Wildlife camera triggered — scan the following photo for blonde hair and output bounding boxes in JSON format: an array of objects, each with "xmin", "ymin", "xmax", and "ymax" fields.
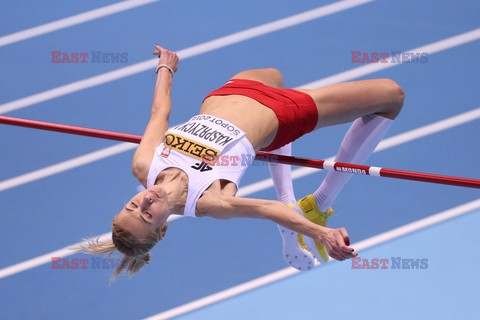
[{"xmin": 78, "ymin": 220, "xmax": 160, "ymax": 281}]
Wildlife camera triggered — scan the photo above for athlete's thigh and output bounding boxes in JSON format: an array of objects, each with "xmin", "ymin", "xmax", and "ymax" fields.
[
  {"xmin": 298, "ymin": 79, "xmax": 402, "ymax": 129},
  {"xmin": 232, "ymin": 68, "xmax": 285, "ymax": 88}
]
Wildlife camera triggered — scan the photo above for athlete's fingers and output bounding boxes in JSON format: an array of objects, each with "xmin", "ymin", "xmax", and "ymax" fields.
[
  {"xmin": 337, "ymin": 227, "xmax": 350, "ymax": 246},
  {"xmin": 334, "ymin": 252, "xmax": 345, "ymax": 261},
  {"xmin": 328, "ymin": 250, "xmax": 341, "ymax": 261},
  {"xmin": 153, "ymin": 44, "xmax": 166, "ymax": 57},
  {"xmin": 154, "ymin": 44, "xmax": 165, "ymax": 51},
  {"xmin": 330, "ymin": 245, "xmax": 345, "ymax": 261}
]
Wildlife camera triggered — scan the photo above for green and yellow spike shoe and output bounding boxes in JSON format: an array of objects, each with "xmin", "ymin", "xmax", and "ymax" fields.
[{"xmin": 296, "ymin": 195, "xmax": 334, "ymax": 262}]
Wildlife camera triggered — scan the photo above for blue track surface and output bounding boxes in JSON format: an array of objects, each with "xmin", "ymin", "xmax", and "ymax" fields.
[
  {"xmin": 0, "ymin": 0, "xmax": 479, "ymax": 319},
  {"xmin": 178, "ymin": 208, "xmax": 480, "ymax": 320}
]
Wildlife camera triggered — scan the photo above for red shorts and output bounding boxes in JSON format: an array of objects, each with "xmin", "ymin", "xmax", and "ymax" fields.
[{"xmin": 203, "ymin": 79, "xmax": 318, "ymax": 151}]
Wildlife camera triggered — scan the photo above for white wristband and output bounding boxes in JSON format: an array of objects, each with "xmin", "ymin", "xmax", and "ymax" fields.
[{"xmin": 155, "ymin": 64, "xmax": 174, "ymax": 77}]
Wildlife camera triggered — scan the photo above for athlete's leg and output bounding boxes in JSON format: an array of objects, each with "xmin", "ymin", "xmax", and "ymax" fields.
[
  {"xmin": 268, "ymin": 143, "xmax": 295, "ymax": 204},
  {"xmin": 267, "ymin": 143, "xmax": 317, "ymax": 269},
  {"xmin": 232, "ymin": 68, "xmax": 285, "ymax": 89},
  {"xmin": 300, "ymin": 78, "xmax": 404, "ymax": 127},
  {"xmin": 299, "ymin": 78, "xmax": 404, "ymax": 211}
]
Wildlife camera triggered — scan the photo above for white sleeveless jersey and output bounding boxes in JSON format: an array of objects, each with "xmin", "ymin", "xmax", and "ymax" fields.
[{"xmin": 146, "ymin": 115, "xmax": 255, "ymax": 217}]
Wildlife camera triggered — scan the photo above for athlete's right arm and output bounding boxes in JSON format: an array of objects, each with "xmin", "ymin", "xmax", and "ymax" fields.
[{"xmin": 132, "ymin": 46, "xmax": 179, "ymax": 186}]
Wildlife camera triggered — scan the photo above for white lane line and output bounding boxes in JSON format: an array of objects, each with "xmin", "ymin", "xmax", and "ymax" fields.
[
  {"xmin": 375, "ymin": 107, "xmax": 480, "ymax": 151},
  {"xmin": 0, "ymin": 0, "xmax": 373, "ymax": 114},
  {"xmin": 302, "ymin": 28, "xmax": 480, "ymax": 89},
  {"xmin": 150, "ymin": 268, "xmax": 298, "ymax": 320},
  {"xmin": 0, "ymin": 215, "xmax": 182, "ymax": 280},
  {"xmin": 0, "ymin": 143, "xmax": 136, "ymax": 191},
  {"xmin": 144, "ymin": 198, "xmax": 480, "ymax": 320},
  {"xmin": 0, "ymin": 0, "xmax": 161, "ymax": 47},
  {"xmin": 1, "ymin": 107, "xmax": 479, "ymax": 279},
  {"xmin": 0, "ymin": 232, "xmax": 111, "ymax": 280}
]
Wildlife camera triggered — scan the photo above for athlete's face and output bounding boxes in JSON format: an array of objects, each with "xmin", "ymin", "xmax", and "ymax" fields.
[{"xmin": 115, "ymin": 186, "xmax": 169, "ymax": 240}]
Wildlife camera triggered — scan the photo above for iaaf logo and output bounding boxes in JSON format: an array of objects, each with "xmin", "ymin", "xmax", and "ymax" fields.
[
  {"xmin": 351, "ymin": 51, "xmax": 428, "ymax": 63},
  {"xmin": 351, "ymin": 257, "xmax": 429, "ymax": 269},
  {"xmin": 51, "ymin": 51, "xmax": 128, "ymax": 63}
]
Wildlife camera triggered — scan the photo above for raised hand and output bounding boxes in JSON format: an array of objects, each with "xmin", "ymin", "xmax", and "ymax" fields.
[{"xmin": 153, "ymin": 44, "xmax": 179, "ymax": 74}]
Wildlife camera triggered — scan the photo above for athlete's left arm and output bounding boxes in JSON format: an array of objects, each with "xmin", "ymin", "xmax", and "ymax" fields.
[
  {"xmin": 199, "ymin": 195, "xmax": 357, "ymax": 261},
  {"xmin": 132, "ymin": 46, "xmax": 179, "ymax": 186}
]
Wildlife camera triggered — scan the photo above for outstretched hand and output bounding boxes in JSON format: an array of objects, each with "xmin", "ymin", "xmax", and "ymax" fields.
[
  {"xmin": 319, "ymin": 227, "xmax": 357, "ymax": 261},
  {"xmin": 289, "ymin": 203, "xmax": 357, "ymax": 262},
  {"xmin": 153, "ymin": 44, "xmax": 179, "ymax": 73}
]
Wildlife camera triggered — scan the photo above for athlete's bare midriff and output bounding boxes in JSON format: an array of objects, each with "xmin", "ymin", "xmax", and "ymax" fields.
[{"xmin": 199, "ymin": 95, "xmax": 279, "ymax": 152}]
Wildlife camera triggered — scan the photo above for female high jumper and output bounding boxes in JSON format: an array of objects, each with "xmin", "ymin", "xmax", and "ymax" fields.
[{"xmin": 80, "ymin": 45, "xmax": 404, "ymax": 278}]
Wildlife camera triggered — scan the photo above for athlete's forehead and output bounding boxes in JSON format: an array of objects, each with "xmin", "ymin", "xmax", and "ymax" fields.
[{"xmin": 116, "ymin": 207, "xmax": 150, "ymax": 239}]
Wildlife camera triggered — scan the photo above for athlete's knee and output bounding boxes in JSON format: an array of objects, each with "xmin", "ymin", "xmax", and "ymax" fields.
[
  {"xmin": 232, "ymin": 68, "xmax": 284, "ymax": 88},
  {"xmin": 382, "ymin": 79, "xmax": 404, "ymax": 119},
  {"xmin": 264, "ymin": 68, "xmax": 285, "ymax": 88}
]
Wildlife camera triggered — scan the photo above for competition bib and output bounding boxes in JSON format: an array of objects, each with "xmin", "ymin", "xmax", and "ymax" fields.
[{"xmin": 163, "ymin": 114, "xmax": 245, "ymax": 162}]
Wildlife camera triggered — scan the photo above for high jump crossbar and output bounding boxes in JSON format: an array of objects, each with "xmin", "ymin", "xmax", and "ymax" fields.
[{"xmin": 1, "ymin": 115, "xmax": 479, "ymax": 189}]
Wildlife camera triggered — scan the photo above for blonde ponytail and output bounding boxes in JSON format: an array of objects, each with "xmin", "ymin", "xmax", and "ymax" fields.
[
  {"xmin": 112, "ymin": 252, "xmax": 151, "ymax": 280},
  {"xmin": 76, "ymin": 219, "xmax": 160, "ymax": 281},
  {"xmin": 77, "ymin": 237, "xmax": 116, "ymax": 256}
]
